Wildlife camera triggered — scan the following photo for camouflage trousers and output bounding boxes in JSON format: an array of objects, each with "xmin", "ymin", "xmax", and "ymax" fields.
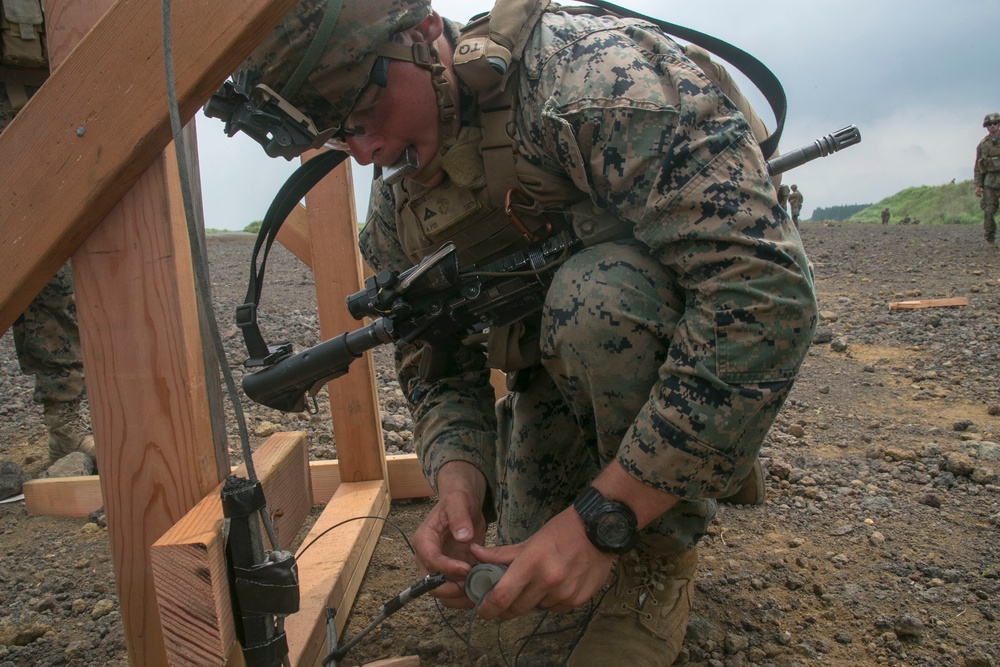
[
  {"xmin": 494, "ymin": 240, "xmax": 715, "ymax": 556},
  {"xmin": 13, "ymin": 264, "xmax": 86, "ymax": 405},
  {"xmin": 981, "ymin": 186, "xmax": 999, "ymax": 243}
]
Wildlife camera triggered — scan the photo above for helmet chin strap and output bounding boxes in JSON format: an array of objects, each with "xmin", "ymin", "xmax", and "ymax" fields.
[{"xmin": 377, "ymin": 40, "xmax": 458, "ymax": 184}]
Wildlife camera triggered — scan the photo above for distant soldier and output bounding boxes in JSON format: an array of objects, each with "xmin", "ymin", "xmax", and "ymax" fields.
[
  {"xmin": 788, "ymin": 184, "xmax": 804, "ymax": 225},
  {"xmin": 881, "ymin": 208, "xmax": 890, "ymax": 225},
  {"xmin": 974, "ymin": 112, "xmax": 1000, "ymax": 246},
  {"xmin": 900, "ymin": 215, "xmax": 912, "ymax": 225},
  {"xmin": 777, "ymin": 184, "xmax": 791, "ymax": 214}
]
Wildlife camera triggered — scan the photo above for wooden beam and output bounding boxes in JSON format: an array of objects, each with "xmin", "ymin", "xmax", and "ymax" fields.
[
  {"xmin": 150, "ymin": 432, "xmax": 311, "ymax": 667},
  {"xmin": 276, "ymin": 204, "xmax": 313, "ymax": 268},
  {"xmin": 22, "ymin": 475, "xmax": 103, "ymax": 518},
  {"xmin": 303, "ymin": 155, "xmax": 388, "ymax": 485},
  {"xmin": 0, "ymin": 0, "xmax": 303, "ymax": 332},
  {"xmin": 363, "ymin": 658, "xmax": 420, "ymax": 667},
  {"xmin": 285, "ymin": 480, "xmax": 390, "ymax": 667},
  {"xmin": 888, "ymin": 297, "xmax": 969, "ymax": 310},
  {"xmin": 310, "ymin": 454, "xmax": 432, "ymax": 504},
  {"xmin": 23, "ymin": 453, "xmax": 434, "ymax": 518}
]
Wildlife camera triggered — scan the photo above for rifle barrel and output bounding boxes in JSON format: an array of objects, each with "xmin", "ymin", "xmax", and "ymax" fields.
[{"xmin": 766, "ymin": 125, "xmax": 861, "ymax": 177}]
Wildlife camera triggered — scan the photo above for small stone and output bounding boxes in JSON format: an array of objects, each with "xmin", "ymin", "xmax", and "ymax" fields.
[
  {"xmin": 0, "ymin": 461, "xmax": 30, "ymax": 500},
  {"xmin": 91, "ymin": 599, "xmax": 116, "ymax": 620},
  {"xmin": 46, "ymin": 452, "xmax": 95, "ymax": 478},
  {"xmin": 253, "ymin": 421, "xmax": 277, "ymax": 437},
  {"xmin": 894, "ymin": 613, "xmax": 924, "ymax": 638},
  {"xmin": 918, "ymin": 493, "xmax": 942, "ymax": 508}
]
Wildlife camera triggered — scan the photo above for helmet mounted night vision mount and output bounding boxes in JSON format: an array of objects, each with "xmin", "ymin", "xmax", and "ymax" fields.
[
  {"xmin": 203, "ymin": 71, "xmax": 333, "ymax": 160},
  {"xmin": 204, "ymin": 55, "xmax": 391, "ymax": 160}
]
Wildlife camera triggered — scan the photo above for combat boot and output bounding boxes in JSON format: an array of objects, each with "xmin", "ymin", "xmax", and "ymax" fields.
[
  {"xmin": 568, "ymin": 548, "xmax": 697, "ymax": 667},
  {"xmin": 43, "ymin": 401, "xmax": 96, "ymax": 464},
  {"xmin": 719, "ymin": 457, "xmax": 766, "ymax": 506}
]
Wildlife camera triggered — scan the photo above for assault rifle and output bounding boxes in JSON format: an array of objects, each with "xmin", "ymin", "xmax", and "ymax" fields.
[
  {"xmin": 242, "ymin": 231, "xmax": 582, "ymax": 412},
  {"xmin": 241, "ymin": 126, "xmax": 861, "ymax": 413}
]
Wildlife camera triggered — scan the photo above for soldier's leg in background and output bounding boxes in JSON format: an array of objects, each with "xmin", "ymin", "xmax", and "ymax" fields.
[
  {"xmin": 12, "ymin": 264, "xmax": 93, "ymax": 463},
  {"xmin": 982, "ymin": 188, "xmax": 999, "ymax": 245}
]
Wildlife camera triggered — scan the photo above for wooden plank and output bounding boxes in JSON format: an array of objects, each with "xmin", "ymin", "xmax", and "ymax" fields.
[
  {"xmin": 363, "ymin": 658, "xmax": 421, "ymax": 667},
  {"xmin": 490, "ymin": 369, "xmax": 509, "ymax": 401},
  {"xmin": 23, "ymin": 475, "xmax": 103, "ymax": 518},
  {"xmin": 276, "ymin": 204, "xmax": 313, "ymax": 268},
  {"xmin": 0, "ymin": 0, "xmax": 303, "ymax": 333},
  {"xmin": 303, "ymin": 155, "xmax": 388, "ymax": 485},
  {"xmin": 888, "ymin": 297, "xmax": 969, "ymax": 311},
  {"xmin": 310, "ymin": 454, "xmax": 432, "ymax": 505},
  {"xmin": 150, "ymin": 432, "xmax": 311, "ymax": 667},
  {"xmin": 22, "ymin": 454, "xmax": 432, "ymax": 518},
  {"xmin": 285, "ymin": 480, "xmax": 390, "ymax": 667},
  {"xmin": 73, "ymin": 133, "xmax": 228, "ymax": 667}
]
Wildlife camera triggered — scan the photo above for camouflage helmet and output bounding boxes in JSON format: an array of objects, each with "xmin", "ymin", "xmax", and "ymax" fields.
[
  {"xmin": 240, "ymin": 0, "xmax": 433, "ymax": 133},
  {"xmin": 985, "ymin": 112, "xmax": 1000, "ymax": 127}
]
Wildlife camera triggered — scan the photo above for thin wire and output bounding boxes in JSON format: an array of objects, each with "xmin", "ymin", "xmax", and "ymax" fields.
[{"xmin": 159, "ymin": 0, "xmax": 279, "ymax": 551}]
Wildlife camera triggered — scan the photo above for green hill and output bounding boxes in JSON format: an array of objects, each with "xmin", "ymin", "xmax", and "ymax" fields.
[{"xmin": 845, "ymin": 180, "xmax": 981, "ymax": 225}]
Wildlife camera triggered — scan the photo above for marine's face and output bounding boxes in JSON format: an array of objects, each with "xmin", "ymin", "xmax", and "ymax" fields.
[
  {"xmin": 342, "ymin": 57, "xmax": 442, "ymax": 184},
  {"xmin": 987, "ymin": 120, "xmax": 1000, "ymax": 138}
]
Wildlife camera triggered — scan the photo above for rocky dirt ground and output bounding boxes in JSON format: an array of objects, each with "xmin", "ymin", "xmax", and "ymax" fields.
[{"xmin": 0, "ymin": 222, "xmax": 998, "ymax": 667}]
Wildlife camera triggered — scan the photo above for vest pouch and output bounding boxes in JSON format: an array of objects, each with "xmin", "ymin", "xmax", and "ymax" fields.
[
  {"xmin": 398, "ymin": 178, "xmax": 555, "ymax": 267},
  {"xmin": 1, "ymin": 0, "xmax": 46, "ymax": 69},
  {"xmin": 453, "ymin": 35, "xmax": 511, "ymax": 91},
  {"xmin": 986, "ymin": 156, "xmax": 1000, "ymax": 172}
]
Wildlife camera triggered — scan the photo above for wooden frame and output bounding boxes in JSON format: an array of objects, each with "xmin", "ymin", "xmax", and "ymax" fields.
[{"xmin": 1, "ymin": 1, "xmax": 430, "ymax": 665}]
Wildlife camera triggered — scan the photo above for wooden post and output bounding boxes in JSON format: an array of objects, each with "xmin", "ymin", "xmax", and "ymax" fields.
[{"xmin": 301, "ymin": 155, "xmax": 388, "ymax": 485}]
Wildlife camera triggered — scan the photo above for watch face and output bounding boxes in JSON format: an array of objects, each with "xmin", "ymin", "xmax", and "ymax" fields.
[{"xmin": 595, "ymin": 511, "xmax": 633, "ymax": 549}]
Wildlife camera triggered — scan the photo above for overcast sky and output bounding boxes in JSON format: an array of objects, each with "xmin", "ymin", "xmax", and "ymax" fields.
[{"xmin": 194, "ymin": 0, "xmax": 998, "ymax": 230}]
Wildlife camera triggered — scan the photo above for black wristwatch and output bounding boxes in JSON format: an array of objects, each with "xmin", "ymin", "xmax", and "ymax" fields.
[{"xmin": 573, "ymin": 487, "xmax": 639, "ymax": 555}]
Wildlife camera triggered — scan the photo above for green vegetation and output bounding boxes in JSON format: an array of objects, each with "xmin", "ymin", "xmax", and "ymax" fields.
[
  {"xmin": 844, "ymin": 180, "xmax": 980, "ymax": 225},
  {"xmin": 809, "ymin": 204, "xmax": 870, "ymax": 222},
  {"xmin": 205, "ymin": 221, "xmax": 262, "ymax": 234}
]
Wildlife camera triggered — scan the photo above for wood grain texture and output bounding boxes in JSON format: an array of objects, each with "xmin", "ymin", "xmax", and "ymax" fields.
[
  {"xmin": 0, "ymin": 0, "xmax": 302, "ymax": 331},
  {"xmin": 151, "ymin": 432, "xmax": 310, "ymax": 667}
]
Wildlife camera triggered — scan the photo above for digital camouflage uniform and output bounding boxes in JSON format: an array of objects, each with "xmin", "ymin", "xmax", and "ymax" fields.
[
  {"xmin": 359, "ymin": 11, "xmax": 817, "ymax": 556},
  {"xmin": 974, "ymin": 130, "xmax": 1000, "ymax": 244},
  {"xmin": 787, "ymin": 186, "xmax": 803, "ymax": 225}
]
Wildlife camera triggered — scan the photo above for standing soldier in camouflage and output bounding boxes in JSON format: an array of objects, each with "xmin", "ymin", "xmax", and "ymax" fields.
[
  {"xmin": 881, "ymin": 207, "xmax": 890, "ymax": 225},
  {"xmin": 1, "ymin": 1, "xmax": 95, "ymax": 465},
  {"xmin": 975, "ymin": 112, "xmax": 1000, "ymax": 246},
  {"xmin": 777, "ymin": 183, "xmax": 791, "ymax": 214},
  {"xmin": 215, "ymin": 1, "xmax": 817, "ymax": 663},
  {"xmin": 788, "ymin": 183, "xmax": 804, "ymax": 225}
]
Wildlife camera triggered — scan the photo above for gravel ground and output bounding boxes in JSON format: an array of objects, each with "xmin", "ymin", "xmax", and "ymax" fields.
[{"xmin": 0, "ymin": 222, "xmax": 998, "ymax": 667}]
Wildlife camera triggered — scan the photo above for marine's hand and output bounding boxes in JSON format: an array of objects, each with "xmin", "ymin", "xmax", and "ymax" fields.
[
  {"xmin": 469, "ymin": 507, "xmax": 613, "ymax": 620},
  {"xmin": 976, "ymin": 185, "xmax": 983, "ymax": 198},
  {"xmin": 412, "ymin": 461, "xmax": 488, "ymax": 608}
]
